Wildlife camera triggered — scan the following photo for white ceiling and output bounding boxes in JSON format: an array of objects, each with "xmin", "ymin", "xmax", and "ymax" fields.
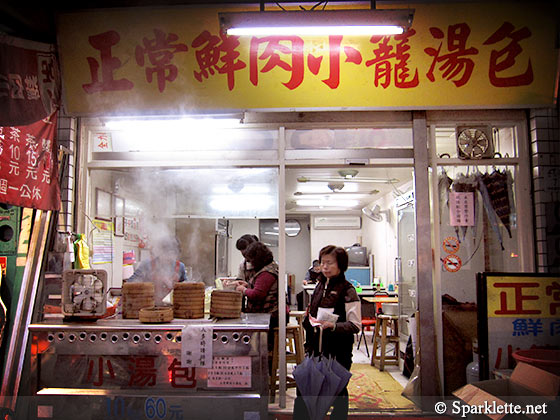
[{"xmin": 285, "ymin": 166, "xmax": 414, "ymax": 213}]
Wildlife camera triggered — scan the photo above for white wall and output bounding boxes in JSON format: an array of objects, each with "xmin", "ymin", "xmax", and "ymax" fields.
[
  {"xmin": 362, "ymin": 193, "xmax": 398, "ymax": 286},
  {"xmin": 309, "ymin": 213, "xmax": 363, "ymax": 263},
  {"xmin": 228, "ymin": 219, "xmax": 259, "ymax": 277}
]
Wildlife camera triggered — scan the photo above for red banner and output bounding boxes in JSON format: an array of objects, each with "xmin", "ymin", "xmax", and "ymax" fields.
[
  {"xmin": 0, "ymin": 34, "xmax": 60, "ymax": 127},
  {"xmin": 0, "ymin": 112, "xmax": 61, "ymax": 211}
]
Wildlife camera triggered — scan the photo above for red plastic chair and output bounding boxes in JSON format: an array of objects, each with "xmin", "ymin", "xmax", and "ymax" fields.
[{"xmin": 356, "ymin": 300, "xmax": 378, "ymax": 358}]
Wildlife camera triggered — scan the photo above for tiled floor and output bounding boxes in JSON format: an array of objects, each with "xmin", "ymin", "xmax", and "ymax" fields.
[{"xmin": 352, "ymin": 329, "xmax": 410, "ymax": 388}]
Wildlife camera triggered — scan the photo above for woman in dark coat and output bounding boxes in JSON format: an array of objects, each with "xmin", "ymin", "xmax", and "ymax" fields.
[
  {"xmin": 235, "ymin": 241, "xmax": 289, "ymax": 355},
  {"xmin": 294, "ymin": 245, "xmax": 362, "ymax": 420}
]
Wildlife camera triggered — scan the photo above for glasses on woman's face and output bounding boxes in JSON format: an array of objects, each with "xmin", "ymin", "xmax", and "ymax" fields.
[{"xmin": 320, "ymin": 258, "xmax": 337, "ymax": 267}]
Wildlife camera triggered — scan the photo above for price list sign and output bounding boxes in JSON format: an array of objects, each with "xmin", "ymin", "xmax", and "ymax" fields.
[
  {"xmin": 0, "ymin": 112, "xmax": 60, "ymax": 210},
  {"xmin": 181, "ymin": 325, "xmax": 213, "ymax": 368},
  {"xmin": 207, "ymin": 356, "xmax": 252, "ymax": 388}
]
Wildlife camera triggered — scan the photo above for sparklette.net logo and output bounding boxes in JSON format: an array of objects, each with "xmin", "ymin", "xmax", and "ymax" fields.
[{"xmin": 433, "ymin": 400, "xmax": 549, "ymax": 417}]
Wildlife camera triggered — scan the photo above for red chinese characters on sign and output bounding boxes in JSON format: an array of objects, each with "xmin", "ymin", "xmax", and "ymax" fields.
[
  {"xmin": 424, "ymin": 23, "xmax": 478, "ymax": 87},
  {"xmin": 79, "ymin": 20, "xmax": 539, "ymax": 95},
  {"xmin": 307, "ymin": 35, "xmax": 362, "ymax": 89},
  {"xmin": 128, "ymin": 356, "xmax": 157, "ymax": 387},
  {"xmin": 366, "ymin": 29, "xmax": 419, "ymax": 89},
  {"xmin": 83, "ymin": 31, "xmax": 134, "ymax": 94},
  {"xmin": 483, "ymin": 22, "xmax": 533, "ymax": 87},
  {"xmin": 493, "ymin": 282, "xmax": 541, "ymax": 315},
  {"xmin": 0, "ymin": 112, "xmax": 60, "ymax": 210},
  {"xmin": 168, "ymin": 358, "xmax": 197, "ymax": 388},
  {"xmin": 250, "ymin": 36, "xmax": 305, "ymax": 90},
  {"xmin": 87, "ymin": 356, "xmax": 116, "ymax": 386},
  {"xmin": 135, "ymin": 29, "xmax": 188, "ymax": 93},
  {"xmin": 545, "ymin": 281, "xmax": 560, "ymax": 315},
  {"xmin": 0, "ymin": 35, "xmax": 61, "ymax": 126},
  {"xmin": 191, "ymin": 30, "xmax": 246, "ymax": 91}
]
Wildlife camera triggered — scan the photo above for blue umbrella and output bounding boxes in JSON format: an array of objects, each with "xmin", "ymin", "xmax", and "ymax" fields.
[
  {"xmin": 293, "ymin": 328, "xmax": 352, "ymax": 420},
  {"xmin": 293, "ymin": 355, "xmax": 325, "ymax": 420}
]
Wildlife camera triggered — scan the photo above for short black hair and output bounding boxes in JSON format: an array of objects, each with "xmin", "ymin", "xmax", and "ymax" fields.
[
  {"xmin": 244, "ymin": 241, "xmax": 273, "ymax": 272},
  {"xmin": 236, "ymin": 234, "xmax": 259, "ymax": 251},
  {"xmin": 312, "ymin": 259, "xmax": 320, "ymax": 267},
  {"xmin": 318, "ymin": 245, "xmax": 348, "ymax": 272}
]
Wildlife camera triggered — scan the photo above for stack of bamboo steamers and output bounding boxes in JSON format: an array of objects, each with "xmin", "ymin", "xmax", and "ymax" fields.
[
  {"xmin": 122, "ymin": 283, "xmax": 155, "ymax": 319},
  {"xmin": 210, "ymin": 290, "xmax": 242, "ymax": 318},
  {"xmin": 122, "ymin": 282, "xmax": 243, "ymax": 321},
  {"xmin": 173, "ymin": 282, "xmax": 205, "ymax": 319}
]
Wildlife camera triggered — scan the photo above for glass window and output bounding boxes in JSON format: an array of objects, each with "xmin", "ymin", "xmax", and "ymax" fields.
[
  {"xmin": 435, "ymin": 126, "xmax": 519, "ymax": 159},
  {"xmin": 286, "ymin": 128, "xmax": 413, "ymax": 150},
  {"xmin": 436, "ymin": 164, "xmax": 521, "ymax": 302}
]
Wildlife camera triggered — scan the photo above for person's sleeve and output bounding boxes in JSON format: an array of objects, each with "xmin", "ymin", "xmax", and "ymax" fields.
[
  {"xmin": 333, "ymin": 286, "xmax": 361, "ymax": 334},
  {"xmin": 244, "ymin": 272, "xmax": 275, "ymax": 300},
  {"xmin": 179, "ymin": 263, "xmax": 187, "ymax": 282},
  {"xmin": 236, "ymin": 261, "xmax": 245, "ymax": 281},
  {"xmin": 304, "ymin": 270, "xmax": 311, "ymax": 281},
  {"xmin": 127, "ymin": 260, "xmax": 149, "ymax": 282}
]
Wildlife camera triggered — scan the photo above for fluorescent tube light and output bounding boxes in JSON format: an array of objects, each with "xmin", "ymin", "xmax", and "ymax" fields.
[
  {"xmin": 296, "ymin": 199, "xmax": 359, "ymax": 207},
  {"xmin": 219, "ymin": 9, "xmax": 414, "ymax": 37}
]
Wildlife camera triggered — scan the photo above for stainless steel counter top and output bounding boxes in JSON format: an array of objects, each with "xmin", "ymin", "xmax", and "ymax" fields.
[{"xmin": 29, "ymin": 313, "xmax": 271, "ymax": 331}]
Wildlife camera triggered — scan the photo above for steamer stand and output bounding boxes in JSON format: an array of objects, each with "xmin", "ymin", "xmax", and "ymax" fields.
[{"xmin": 26, "ymin": 314, "xmax": 270, "ymax": 420}]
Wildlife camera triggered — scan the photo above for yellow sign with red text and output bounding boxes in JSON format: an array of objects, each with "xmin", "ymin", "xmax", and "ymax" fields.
[
  {"xmin": 487, "ymin": 276, "xmax": 560, "ymax": 318},
  {"xmin": 56, "ymin": 2, "xmax": 558, "ymax": 115}
]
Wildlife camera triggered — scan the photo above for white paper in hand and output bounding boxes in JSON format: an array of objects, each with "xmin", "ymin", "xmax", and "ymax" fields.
[{"xmin": 317, "ymin": 307, "xmax": 339, "ymax": 323}]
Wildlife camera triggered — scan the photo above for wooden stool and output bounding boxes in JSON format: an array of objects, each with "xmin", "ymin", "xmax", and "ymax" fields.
[
  {"xmin": 371, "ymin": 314, "xmax": 400, "ymax": 371},
  {"xmin": 290, "ymin": 310, "xmax": 306, "ymax": 347},
  {"xmin": 269, "ymin": 324, "xmax": 304, "ymax": 402}
]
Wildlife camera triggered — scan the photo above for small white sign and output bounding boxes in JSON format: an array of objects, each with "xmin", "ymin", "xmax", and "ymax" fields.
[
  {"xmin": 93, "ymin": 132, "xmax": 112, "ymax": 151},
  {"xmin": 207, "ymin": 356, "xmax": 252, "ymax": 388},
  {"xmin": 449, "ymin": 192, "xmax": 475, "ymax": 226},
  {"xmin": 181, "ymin": 325, "xmax": 213, "ymax": 368}
]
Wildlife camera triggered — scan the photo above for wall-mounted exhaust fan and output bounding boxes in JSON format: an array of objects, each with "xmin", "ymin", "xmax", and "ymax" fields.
[
  {"xmin": 62, "ymin": 269, "xmax": 107, "ymax": 317},
  {"xmin": 362, "ymin": 204, "xmax": 390, "ymax": 222},
  {"xmin": 456, "ymin": 126, "xmax": 494, "ymax": 159}
]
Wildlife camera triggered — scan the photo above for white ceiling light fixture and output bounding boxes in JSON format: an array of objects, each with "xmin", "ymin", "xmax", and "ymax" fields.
[
  {"xmin": 297, "ymin": 176, "xmax": 399, "ymax": 184},
  {"xmin": 294, "ymin": 190, "xmax": 378, "ymax": 197},
  {"xmin": 219, "ymin": 4, "xmax": 414, "ymax": 37},
  {"xmin": 296, "ymin": 199, "xmax": 360, "ymax": 207}
]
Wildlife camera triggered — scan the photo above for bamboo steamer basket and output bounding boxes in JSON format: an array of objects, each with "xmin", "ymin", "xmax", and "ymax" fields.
[
  {"xmin": 139, "ymin": 306, "xmax": 173, "ymax": 323},
  {"xmin": 122, "ymin": 282, "xmax": 155, "ymax": 319},
  {"xmin": 210, "ymin": 290, "xmax": 242, "ymax": 318},
  {"xmin": 173, "ymin": 282, "xmax": 205, "ymax": 319}
]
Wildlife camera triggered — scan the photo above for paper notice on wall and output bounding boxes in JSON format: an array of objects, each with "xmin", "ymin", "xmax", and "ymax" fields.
[
  {"xmin": 92, "ymin": 219, "xmax": 113, "ymax": 263},
  {"xmin": 449, "ymin": 192, "xmax": 475, "ymax": 226},
  {"xmin": 207, "ymin": 356, "xmax": 252, "ymax": 388},
  {"xmin": 181, "ymin": 325, "xmax": 213, "ymax": 368}
]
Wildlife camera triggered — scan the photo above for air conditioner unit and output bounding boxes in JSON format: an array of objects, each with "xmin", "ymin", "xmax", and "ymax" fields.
[{"xmin": 313, "ymin": 215, "xmax": 362, "ymax": 230}]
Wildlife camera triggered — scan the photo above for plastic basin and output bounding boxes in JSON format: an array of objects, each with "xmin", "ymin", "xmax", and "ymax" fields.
[{"xmin": 512, "ymin": 349, "xmax": 560, "ymax": 375}]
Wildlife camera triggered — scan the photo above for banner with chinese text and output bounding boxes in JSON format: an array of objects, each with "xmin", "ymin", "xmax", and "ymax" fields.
[
  {"xmin": 0, "ymin": 112, "xmax": 61, "ymax": 210},
  {"xmin": 477, "ymin": 273, "xmax": 560, "ymax": 379},
  {"xmin": 56, "ymin": 2, "xmax": 558, "ymax": 115},
  {"xmin": 0, "ymin": 34, "xmax": 61, "ymax": 126}
]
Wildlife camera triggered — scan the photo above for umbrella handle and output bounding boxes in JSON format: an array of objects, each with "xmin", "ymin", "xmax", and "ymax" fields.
[{"xmin": 318, "ymin": 326, "xmax": 323, "ymax": 355}]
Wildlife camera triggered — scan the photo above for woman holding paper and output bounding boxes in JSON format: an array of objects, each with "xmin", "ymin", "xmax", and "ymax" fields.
[{"xmin": 295, "ymin": 245, "xmax": 362, "ymax": 420}]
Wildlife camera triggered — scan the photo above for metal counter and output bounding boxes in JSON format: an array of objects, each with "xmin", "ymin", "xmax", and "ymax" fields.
[{"xmin": 25, "ymin": 314, "xmax": 270, "ymax": 420}]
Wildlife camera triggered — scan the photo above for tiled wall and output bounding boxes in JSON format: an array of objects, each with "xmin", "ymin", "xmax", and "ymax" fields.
[
  {"xmin": 530, "ymin": 107, "xmax": 560, "ymax": 272},
  {"xmin": 56, "ymin": 116, "xmax": 77, "ymax": 232}
]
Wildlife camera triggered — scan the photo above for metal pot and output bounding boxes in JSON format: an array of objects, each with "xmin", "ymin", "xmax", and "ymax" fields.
[{"xmin": 381, "ymin": 303, "xmax": 398, "ymax": 315}]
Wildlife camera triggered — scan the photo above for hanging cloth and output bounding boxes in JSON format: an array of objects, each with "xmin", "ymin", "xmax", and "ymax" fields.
[
  {"xmin": 477, "ymin": 174, "xmax": 505, "ymax": 251},
  {"xmin": 438, "ymin": 170, "xmax": 453, "ymax": 220},
  {"xmin": 481, "ymin": 170, "xmax": 513, "ymax": 238}
]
